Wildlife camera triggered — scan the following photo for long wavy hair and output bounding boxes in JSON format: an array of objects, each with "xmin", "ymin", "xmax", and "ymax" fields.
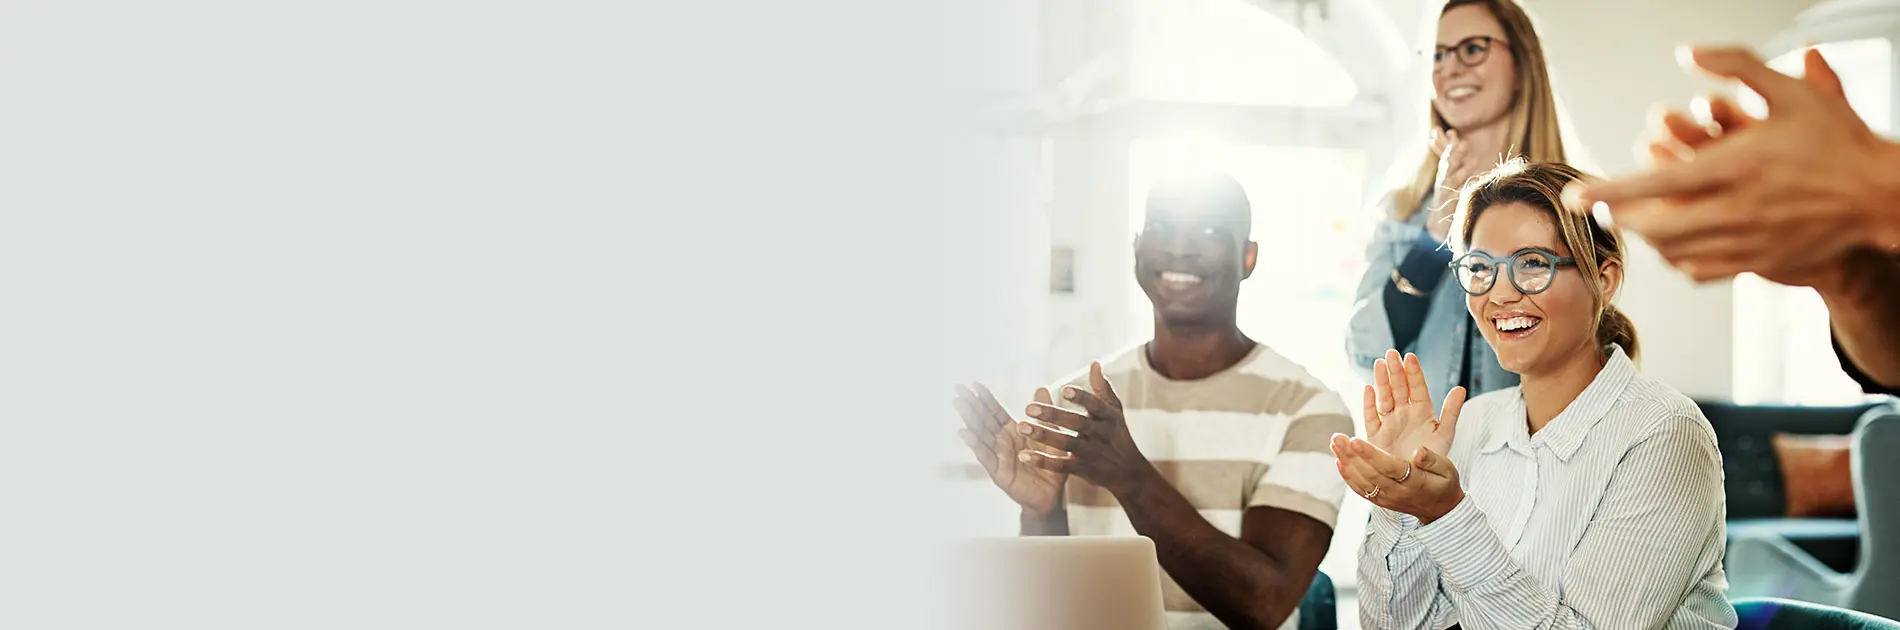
[{"xmin": 1389, "ymin": 0, "xmax": 1572, "ymax": 222}]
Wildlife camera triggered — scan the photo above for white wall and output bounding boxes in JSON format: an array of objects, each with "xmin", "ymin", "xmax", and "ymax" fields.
[{"xmin": 1528, "ymin": 0, "xmax": 1824, "ymax": 399}]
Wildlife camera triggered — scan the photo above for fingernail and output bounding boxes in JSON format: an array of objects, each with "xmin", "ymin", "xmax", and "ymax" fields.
[
  {"xmin": 1064, "ymin": 388, "xmax": 1077, "ymax": 400},
  {"xmin": 1026, "ymin": 406, "xmax": 1040, "ymax": 417},
  {"xmin": 1018, "ymin": 452, "xmax": 1031, "ymax": 463},
  {"xmin": 1018, "ymin": 423, "xmax": 1033, "ymax": 435},
  {"xmin": 1591, "ymin": 201, "xmax": 1615, "ymax": 228},
  {"xmin": 1675, "ymin": 44, "xmax": 1697, "ymax": 71}
]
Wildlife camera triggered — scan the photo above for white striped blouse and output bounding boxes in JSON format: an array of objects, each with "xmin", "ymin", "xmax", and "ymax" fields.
[{"xmin": 1357, "ymin": 345, "xmax": 1736, "ymax": 629}]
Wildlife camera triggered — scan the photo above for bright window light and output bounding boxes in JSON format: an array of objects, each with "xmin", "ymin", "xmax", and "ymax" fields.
[{"xmin": 1128, "ymin": 0, "xmax": 1358, "ymax": 107}]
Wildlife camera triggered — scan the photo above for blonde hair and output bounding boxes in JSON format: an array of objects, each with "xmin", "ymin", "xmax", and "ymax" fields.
[
  {"xmin": 1391, "ymin": 0, "xmax": 1570, "ymax": 222},
  {"xmin": 1452, "ymin": 160, "xmax": 1635, "ymax": 359}
]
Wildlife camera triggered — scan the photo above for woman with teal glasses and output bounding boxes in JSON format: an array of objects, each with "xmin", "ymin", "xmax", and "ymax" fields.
[{"xmin": 1333, "ymin": 161, "xmax": 1733, "ymax": 629}]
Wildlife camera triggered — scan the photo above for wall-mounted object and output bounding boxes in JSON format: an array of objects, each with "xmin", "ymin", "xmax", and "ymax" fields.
[{"xmin": 1050, "ymin": 246, "xmax": 1076, "ymax": 294}]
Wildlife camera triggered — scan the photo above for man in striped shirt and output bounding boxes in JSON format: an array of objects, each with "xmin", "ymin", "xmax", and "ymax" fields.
[{"xmin": 955, "ymin": 173, "xmax": 1354, "ymax": 630}]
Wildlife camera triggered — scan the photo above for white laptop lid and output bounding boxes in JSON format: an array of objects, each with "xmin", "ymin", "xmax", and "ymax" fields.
[{"xmin": 945, "ymin": 536, "xmax": 1168, "ymax": 630}]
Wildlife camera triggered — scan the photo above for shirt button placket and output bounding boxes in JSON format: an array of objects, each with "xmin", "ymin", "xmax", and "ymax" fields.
[{"xmin": 1508, "ymin": 458, "xmax": 1538, "ymax": 549}]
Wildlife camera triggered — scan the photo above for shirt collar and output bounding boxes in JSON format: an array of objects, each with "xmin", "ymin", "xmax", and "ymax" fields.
[
  {"xmin": 1479, "ymin": 393, "xmax": 1529, "ymax": 455},
  {"xmin": 1479, "ymin": 345, "xmax": 1637, "ymax": 462}
]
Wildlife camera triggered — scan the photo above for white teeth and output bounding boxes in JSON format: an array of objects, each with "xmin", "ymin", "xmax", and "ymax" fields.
[
  {"xmin": 1447, "ymin": 86, "xmax": 1478, "ymax": 98},
  {"xmin": 1495, "ymin": 316, "xmax": 1540, "ymax": 332},
  {"xmin": 1160, "ymin": 271, "xmax": 1203, "ymax": 284}
]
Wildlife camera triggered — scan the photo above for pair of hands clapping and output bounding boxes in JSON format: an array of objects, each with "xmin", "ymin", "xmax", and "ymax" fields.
[
  {"xmin": 1572, "ymin": 46, "xmax": 1900, "ymax": 288},
  {"xmin": 953, "ymin": 363, "xmax": 1155, "ymax": 515},
  {"xmin": 1332, "ymin": 350, "xmax": 1468, "ymax": 524}
]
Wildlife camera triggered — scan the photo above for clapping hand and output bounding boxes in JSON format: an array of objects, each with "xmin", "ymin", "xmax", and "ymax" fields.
[
  {"xmin": 1331, "ymin": 350, "xmax": 1468, "ymax": 524},
  {"xmin": 955, "ymin": 383, "xmax": 1066, "ymax": 516},
  {"xmin": 1428, "ymin": 128, "xmax": 1503, "ymax": 240},
  {"xmin": 1010, "ymin": 362, "xmax": 1157, "ymax": 497},
  {"xmin": 1571, "ymin": 46, "xmax": 1900, "ymax": 285}
]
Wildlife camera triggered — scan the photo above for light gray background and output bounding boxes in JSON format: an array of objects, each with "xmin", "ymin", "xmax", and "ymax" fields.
[{"xmin": 0, "ymin": 1, "xmax": 1005, "ymax": 627}]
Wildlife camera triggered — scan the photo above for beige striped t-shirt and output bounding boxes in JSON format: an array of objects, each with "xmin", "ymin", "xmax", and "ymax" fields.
[{"xmin": 1055, "ymin": 342, "xmax": 1353, "ymax": 630}]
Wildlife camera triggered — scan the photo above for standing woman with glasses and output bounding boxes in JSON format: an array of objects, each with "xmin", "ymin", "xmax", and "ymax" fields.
[
  {"xmin": 1347, "ymin": 0, "xmax": 1576, "ymax": 405},
  {"xmin": 1334, "ymin": 161, "xmax": 1733, "ymax": 629}
]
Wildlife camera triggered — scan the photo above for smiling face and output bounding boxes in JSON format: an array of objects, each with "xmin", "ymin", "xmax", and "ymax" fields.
[
  {"xmin": 1133, "ymin": 175, "xmax": 1256, "ymax": 328},
  {"xmin": 1462, "ymin": 201, "xmax": 1617, "ymax": 376},
  {"xmin": 1433, "ymin": 4, "xmax": 1518, "ymax": 132}
]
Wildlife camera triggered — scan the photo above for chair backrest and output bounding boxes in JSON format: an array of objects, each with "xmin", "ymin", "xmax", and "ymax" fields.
[
  {"xmin": 1697, "ymin": 400, "xmax": 1879, "ymax": 519},
  {"xmin": 1848, "ymin": 405, "xmax": 1900, "ymax": 620},
  {"xmin": 1297, "ymin": 570, "xmax": 1336, "ymax": 630}
]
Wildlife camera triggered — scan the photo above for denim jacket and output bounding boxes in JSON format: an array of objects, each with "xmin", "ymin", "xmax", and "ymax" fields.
[{"xmin": 1345, "ymin": 197, "xmax": 1518, "ymax": 405}]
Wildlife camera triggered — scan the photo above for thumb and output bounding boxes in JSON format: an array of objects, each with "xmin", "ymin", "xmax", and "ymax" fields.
[
  {"xmin": 1802, "ymin": 46, "xmax": 1846, "ymax": 100},
  {"xmin": 1413, "ymin": 445, "xmax": 1453, "ymax": 477},
  {"xmin": 1089, "ymin": 361, "xmax": 1122, "ymax": 409},
  {"xmin": 1687, "ymin": 46, "xmax": 1805, "ymax": 109},
  {"xmin": 1438, "ymin": 386, "xmax": 1468, "ymax": 436}
]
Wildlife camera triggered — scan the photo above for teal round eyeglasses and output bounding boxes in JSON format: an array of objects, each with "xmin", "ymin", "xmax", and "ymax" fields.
[{"xmin": 1448, "ymin": 248, "xmax": 1577, "ymax": 295}]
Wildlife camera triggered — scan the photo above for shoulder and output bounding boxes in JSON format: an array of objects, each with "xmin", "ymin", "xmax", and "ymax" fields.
[
  {"xmin": 1608, "ymin": 376, "xmax": 1721, "ymax": 466},
  {"xmin": 1237, "ymin": 344, "xmax": 1327, "ymax": 389},
  {"xmin": 1372, "ymin": 187, "xmax": 1424, "ymax": 219},
  {"xmin": 1240, "ymin": 345, "xmax": 1348, "ymax": 407}
]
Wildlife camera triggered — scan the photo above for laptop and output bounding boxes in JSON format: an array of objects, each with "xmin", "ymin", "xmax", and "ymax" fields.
[{"xmin": 944, "ymin": 536, "xmax": 1169, "ymax": 630}]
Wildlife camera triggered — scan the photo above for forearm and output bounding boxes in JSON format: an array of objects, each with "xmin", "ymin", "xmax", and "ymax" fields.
[
  {"xmin": 1112, "ymin": 467, "xmax": 1304, "ymax": 630},
  {"xmin": 1414, "ymin": 499, "xmax": 1592, "ymax": 629},
  {"xmin": 1018, "ymin": 506, "xmax": 1069, "ymax": 536},
  {"xmin": 1358, "ymin": 510, "xmax": 1452, "ymax": 630},
  {"xmin": 1384, "ymin": 235, "xmax": 1453, "ymax": 352},
  {"xmin": 1820, "ymin": 251, "xmax": 1900, "ymax": 389}
]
